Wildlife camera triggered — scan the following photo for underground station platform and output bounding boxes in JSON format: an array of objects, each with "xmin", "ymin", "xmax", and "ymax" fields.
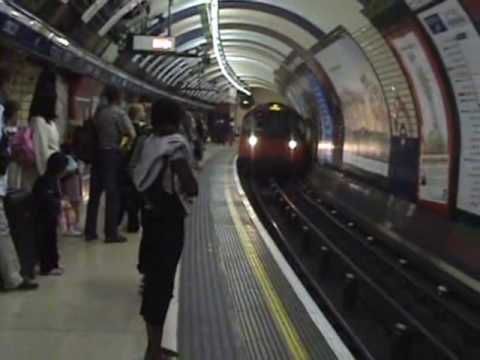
[
  {"xmin": 178, "ymin": 148, "xmax": 352, "ymax": 360},
  {"xmin": 0, "ymin": 147, "xmax": 352, "ymax": 360}
]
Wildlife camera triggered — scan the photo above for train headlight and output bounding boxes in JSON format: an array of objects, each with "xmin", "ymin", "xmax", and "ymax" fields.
[
  {"xmin": 248, "ymin": 134, "xmax": 258, "ymax": 148},
  {"xmin": 288, "ymin": 139, "xmax": 298, "ymax": 150}
]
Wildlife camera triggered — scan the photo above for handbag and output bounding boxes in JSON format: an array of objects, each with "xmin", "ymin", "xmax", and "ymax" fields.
[{"xmin": 11, "ymin": 127, "xmax": 35, "ymax": 168}]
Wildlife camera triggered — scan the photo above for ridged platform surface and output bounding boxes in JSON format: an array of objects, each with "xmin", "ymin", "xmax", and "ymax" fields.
[{"xmin": 178, "ymin": 149, "xmax": 341, "ymax": 360}]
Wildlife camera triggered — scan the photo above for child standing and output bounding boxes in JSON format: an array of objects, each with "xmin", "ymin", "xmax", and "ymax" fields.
[{"xmin": 32, "ymin": 152, "xmax": 68, "ymax": 276}]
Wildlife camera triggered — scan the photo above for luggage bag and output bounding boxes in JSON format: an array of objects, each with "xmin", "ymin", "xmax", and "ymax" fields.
[{"xmin": 4, "ymin": 190, "xmax": 36, "ymax": 279}]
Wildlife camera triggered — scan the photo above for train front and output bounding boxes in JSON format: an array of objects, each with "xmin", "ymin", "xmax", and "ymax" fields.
[{"xmin": 238, "ymin": 103, "xmax": 309, "ymax": 176}]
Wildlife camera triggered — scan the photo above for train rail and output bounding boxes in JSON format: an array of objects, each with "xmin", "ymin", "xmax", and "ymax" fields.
[{"xmin": 242, "ymin": 175, "xmax": 480, "ymax": 360}]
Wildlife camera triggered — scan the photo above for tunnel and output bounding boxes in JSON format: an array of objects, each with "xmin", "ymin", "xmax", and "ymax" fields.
[{"xmin": 0, "ymin": 1, "xmax": 479, "ymax": 360}]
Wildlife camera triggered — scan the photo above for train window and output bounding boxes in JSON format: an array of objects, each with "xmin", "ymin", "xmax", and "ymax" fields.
[
  {"xmin": 242, "ymin": 107, "xmax": 305, "ymax": 139},
  {"xmin": 262, "ymin": 112, "xmax": 290, "ymax": 137}
]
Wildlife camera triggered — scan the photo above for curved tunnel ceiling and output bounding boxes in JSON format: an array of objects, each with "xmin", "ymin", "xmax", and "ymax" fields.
[{"xmin": 75, "ymin": 0, "xmax": 370, "ymax": 104}]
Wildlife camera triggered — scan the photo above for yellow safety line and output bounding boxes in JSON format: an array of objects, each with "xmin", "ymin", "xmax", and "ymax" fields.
[{"xmin": 225, "ymin": 175, "xmax": 310, "ymax": 360}]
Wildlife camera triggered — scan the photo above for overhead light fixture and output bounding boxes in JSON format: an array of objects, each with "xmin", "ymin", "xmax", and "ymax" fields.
[
  {"xmin": 54, "ymin": 36, "xmax": 70, "ymax": 47},
  {"xmin": 209, "ymin": 0, "xmax": 251, "ymax": 96}
]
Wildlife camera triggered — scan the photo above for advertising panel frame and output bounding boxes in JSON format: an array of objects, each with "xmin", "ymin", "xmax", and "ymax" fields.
[
  {"xmin": 316, "ymin": 31, "xmax": 392, "ymax": 179},
  {"xmin": 386, "ymin": 17, "xmax": 456, "ymax": 214},
  {"xmin": 409, "ymin": 0, "xmax": 480, "ymax": 216}
]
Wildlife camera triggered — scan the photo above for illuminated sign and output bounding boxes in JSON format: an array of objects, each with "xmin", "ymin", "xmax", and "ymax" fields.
[{"xmin": 131, "ymin": 35, "xmax": 176, "ymax": 52}]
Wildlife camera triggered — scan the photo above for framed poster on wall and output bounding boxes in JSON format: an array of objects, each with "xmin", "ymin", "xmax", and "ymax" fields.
[
  {"xmin": 411, "ymin": 0, "xmax": 480, "ymax": 216},
  {"xmin": 316, "ymin": 34, "xmax": 391, "ymax": 177},
  {"xmin": 389, "ymin": 25, "xmax": 452, "ymax": 206}
]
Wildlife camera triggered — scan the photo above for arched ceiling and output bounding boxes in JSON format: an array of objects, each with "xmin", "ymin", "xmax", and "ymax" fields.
[{"xmin": 72, "ymin": 0, "xmax": 370, "ymax": 104}]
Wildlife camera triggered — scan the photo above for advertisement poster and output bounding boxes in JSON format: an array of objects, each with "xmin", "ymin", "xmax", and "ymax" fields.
[
  {"xmin": 306, "ymin": 72, "xmax": 335, "ymax": 164},
  {"xmin": 317, "ymin": 35, "xmax": 391, "ymax": 176},
  {"xmin": 391, "ymin": 32, "xmax": 450, "ymax": 204},
  {"xmin": 415, "ymin": 0, "xmax": 480, "ymax": 215}
]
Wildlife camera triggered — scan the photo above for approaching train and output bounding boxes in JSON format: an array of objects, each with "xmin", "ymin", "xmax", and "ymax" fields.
[{"xmin": 238, "ymin": 103, "xmax": 310, "ymax": 176}]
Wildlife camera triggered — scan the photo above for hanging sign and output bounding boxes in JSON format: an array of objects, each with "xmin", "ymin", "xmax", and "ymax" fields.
[{"xmin": 131, "ymin": 35, "xmax": 176, "ymax": 52}]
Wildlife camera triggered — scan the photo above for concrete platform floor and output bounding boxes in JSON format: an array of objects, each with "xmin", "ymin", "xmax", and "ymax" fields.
[
  {"xmin": 0, "ymin": 144, "xmax": 228, "ymax": 360},
  {"xmin": 0, "ymin": 231, "xmax": 164, "ymax": 360}
]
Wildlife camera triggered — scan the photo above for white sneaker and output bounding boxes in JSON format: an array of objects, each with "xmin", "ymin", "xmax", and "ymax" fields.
[
  {"xmin": 42, "ymin": 268, "xmax": 64, "ymax": 276},
  {"xmin": 63, "ymin": 228, "xmax": 83, "ymax": 237}
]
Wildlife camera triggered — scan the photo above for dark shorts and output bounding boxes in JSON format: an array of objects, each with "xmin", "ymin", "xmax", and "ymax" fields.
[{"xmin": 139, "ymin": 209, "xmax": 185, "ymax": 326}]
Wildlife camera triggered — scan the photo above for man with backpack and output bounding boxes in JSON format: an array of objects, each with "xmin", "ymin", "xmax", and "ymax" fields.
[
  {"xmin": 130, "ymin": 98, "xmax": 198, "ymax": 360},
  {"xmin": 85, "ymin": 86, "xmax": 136, "ymax": 243},
  {"xmin": 0, "ymin": 68, "xmax": 38, "ymax": 291}
]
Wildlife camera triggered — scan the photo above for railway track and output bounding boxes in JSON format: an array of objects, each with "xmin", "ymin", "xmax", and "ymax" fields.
[{"xmin": 242, "ymin": 176, "xmax": 480, "ymax": 360}]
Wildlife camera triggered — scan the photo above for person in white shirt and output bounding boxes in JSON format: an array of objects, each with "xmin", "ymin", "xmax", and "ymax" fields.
[
  {"xmin": 31, "ymin": 115, "xmax": 60, "ymax": 176},
  {"xmin": 21, "ymin": 71, "xmax": 60, "ymax": 191}
]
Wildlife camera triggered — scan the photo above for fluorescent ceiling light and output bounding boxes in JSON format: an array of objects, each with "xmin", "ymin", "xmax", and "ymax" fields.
[{"xmin": 210, "ymin": 0, "xmax": 251, "ymax": 96}]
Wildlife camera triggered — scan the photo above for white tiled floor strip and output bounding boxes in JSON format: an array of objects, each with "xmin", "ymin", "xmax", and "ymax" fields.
[{"xmin": 0, "ymin": 231, "xmax": 148, "ymax": 360}]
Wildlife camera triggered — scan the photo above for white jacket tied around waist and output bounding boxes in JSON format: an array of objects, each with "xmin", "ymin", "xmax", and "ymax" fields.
[{"xmin": 130, "ymin": 133, "xmax": 195, "ymax": 213}]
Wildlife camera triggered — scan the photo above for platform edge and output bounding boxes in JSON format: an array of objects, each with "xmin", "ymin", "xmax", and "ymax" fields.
[{"xmin": 232, "ymin": 156, "xmax": 355, "ymax": 360}]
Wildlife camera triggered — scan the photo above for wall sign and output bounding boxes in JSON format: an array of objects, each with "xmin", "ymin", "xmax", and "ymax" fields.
[{"xmin": 412, "ymin": 0, "xmax": 480, "ymax": 215}]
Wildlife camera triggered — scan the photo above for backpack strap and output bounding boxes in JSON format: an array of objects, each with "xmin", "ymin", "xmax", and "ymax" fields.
[{"xmin": 142, "ymin": 155, "xmax": 186, "ymax": 217}]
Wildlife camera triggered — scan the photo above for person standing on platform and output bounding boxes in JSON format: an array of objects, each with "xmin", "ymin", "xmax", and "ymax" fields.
[
  {"xmin": 24, "ymin": 70, "xmax": 61, "ymax": 192},
  {"xmin": 0, "ymin": 68, "xmax": 38, "ymax": 291},
  {"xmin": 130, "ymin": 98, "xmax": 198, "ymax": 360},
  {"xmin": 32, "ymin": 152, "xmax": 68, "ymax": 276},
  {"xmin": 85, "ymin": 87, "xmax": 136, "ymax": 243},
  {"xmin": 118, "ymin": 104, "xmax": 147, "ymax": 233}
]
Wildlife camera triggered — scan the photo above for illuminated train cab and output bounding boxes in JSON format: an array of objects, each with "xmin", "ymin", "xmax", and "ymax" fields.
[{"xmin": 238, "ymin": 103, "xmax": 310, "ymax": 176}]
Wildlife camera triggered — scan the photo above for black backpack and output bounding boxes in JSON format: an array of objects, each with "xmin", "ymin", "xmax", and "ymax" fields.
[{"xmin": 142, "ymin": 157, "xmax": 186, "ymax": 218}]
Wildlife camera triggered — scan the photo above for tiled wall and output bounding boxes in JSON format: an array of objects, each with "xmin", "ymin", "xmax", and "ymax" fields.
[{"xmin": 1, "ymin": 44, "xmax": 42, "ymax": 125}]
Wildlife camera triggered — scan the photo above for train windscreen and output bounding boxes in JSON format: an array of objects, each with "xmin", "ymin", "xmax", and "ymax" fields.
[{"xmin": 243, "ymin": 108, "xmax": 304, "ymax": 139}]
